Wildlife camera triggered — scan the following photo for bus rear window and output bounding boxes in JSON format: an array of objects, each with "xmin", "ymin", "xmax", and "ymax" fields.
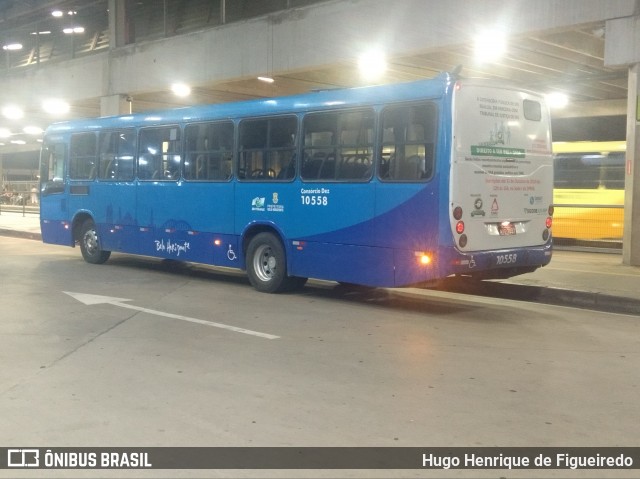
[{"xmin": 523, "ymin": 99, "xmax": 541, "ymax": 121}]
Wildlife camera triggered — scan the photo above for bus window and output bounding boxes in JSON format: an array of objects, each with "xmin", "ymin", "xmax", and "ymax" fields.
[
  {"xmin": 138, "ymin": 126, "xmax": 181, "ymax": 180},
  {"xmin": 40, "ymin": 143, "xmax": 65, "ymax": 195},
  {"xmin": 238, "ymin": 116, "xmax": 297, "ymax": 180},
  {"xmin": 554, "ymin": 152, "xmax": 626, "ymax": 190},
  {"xmin": 69, "ymin": 133, "xmax": 97, "ymax": 180},
  {"xmin": 523, "ymin": 99, "xmax": 542, "ymax": 121},
  {"xmin": 379, "ymin": 103, "xmax": 437, "ymax": 181},
  {"xmin": 601, "ymin": 152, "xmax": 625, "ymax": 189},
  {"xmin": 301, "ymin": 109, "xmax": 374, "ymax": 181},
  {"xmin": 98, "ymin": 130, "xmax": 135, "ymax": 181},
  {"xmin": 184, "ymin": 121, "xmax": 234, "ymax": 181}
]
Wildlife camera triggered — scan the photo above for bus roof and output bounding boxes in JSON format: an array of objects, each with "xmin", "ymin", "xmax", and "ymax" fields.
[{"xmin": 45, "ymin": 73, "xmax": 454, "ymax": 135}]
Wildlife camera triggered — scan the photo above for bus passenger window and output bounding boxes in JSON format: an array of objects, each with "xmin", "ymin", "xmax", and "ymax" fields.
[
  {"xmin": 184, "ymin": 121, "xmax": 234, "ymax": 181},
  {"xmin": 302, "ymin": 109, "xmax": 374, "ymax": 181},
  {"xmin": 98, "ymin": 130, "xmax": 135, "ymax": 181},
  {"xmin": 238, "ymin": 116, "xmax": 297, "ymax": 181},
  {"xmin": 138, "ymin": 126, "xmax": 181, "ymax": 181},
  {"xmin": 379, "ymin": 103, "xmax": 437, "ymax": 182},
  {"xmin": 69, "ymin": 133, "xmax": 97, "ymax": 180}
]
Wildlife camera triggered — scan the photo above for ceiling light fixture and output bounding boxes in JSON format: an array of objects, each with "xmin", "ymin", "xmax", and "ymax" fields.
[
  {"xmin": 23, "ymin": 126, "xmax": 44, "ymax": 135},
  {"xmin": 257, "ymin": 76, "xmax": 275, "ymax": 83},
  {"xmin": 63, "ymin": 26, "xmax": 85, "ymax": 34},
  {"xmin": 2, "ymin": 43, "xmax": 23, "ymax": 51},
  {"xmin": 546, "ymin": 92, "xmax": 569, "ymax": 109},
  {"xmin": 357, "ymin": 49, "xmax": 387, "ymax": 82},
  {"xmin": 474, "ymin": 29, "xmax": 507, "ymax": 64},
  {"xmin": 43, "ymin": 98, "xmax": 71, "ymax": 115},
  {"xmin": 171, "ymin": 82, "xmax": 191, "ymax": 97},
  {"xmin": 2, "ymin": 105, "xmax": 24, "ymax": 120}
]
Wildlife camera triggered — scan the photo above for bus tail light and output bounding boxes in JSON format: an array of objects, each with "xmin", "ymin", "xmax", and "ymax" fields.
[
  {"xmin": 415, "ymin": 252, "xmax": 432, "ymax": 266},
  {"xmin": 545, "ymin": 217, "xmax": 553, "ymax": 228},
  {"xmin": 453, "ymin": 206, "xmax": 463, "ymax": 220},
  {"xmin": 456, "ymin": 221, "xmax": 465, "ymax": 234},
  {"xmin": 459, "ymin": 234, "xmax": 468, "ymax": 248},
  {"xmin": 548, "ymin": 204, "xmax": 554, "ymax": 216}
]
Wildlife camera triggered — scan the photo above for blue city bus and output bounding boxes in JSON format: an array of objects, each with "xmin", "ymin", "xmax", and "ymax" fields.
[{"xmin": 40, "ymin": 72, "xmax": 554, "ymax": 293}]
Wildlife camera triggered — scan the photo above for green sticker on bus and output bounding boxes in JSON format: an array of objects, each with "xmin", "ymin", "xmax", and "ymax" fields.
[{"xmin": 471, "ymin": 145, "xmax": 526, "ymax": 158}]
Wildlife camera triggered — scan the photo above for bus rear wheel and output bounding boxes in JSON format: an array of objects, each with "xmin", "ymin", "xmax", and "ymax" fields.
[
  {"xmin": 79, "ymin": 219, "xmax": 111, "ymax": 264},
  {"xmin": 246, "ymin": 232, "xmax": 305, "ymax": 293}
]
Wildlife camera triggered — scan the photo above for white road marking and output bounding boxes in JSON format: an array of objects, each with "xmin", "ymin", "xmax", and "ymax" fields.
[{"xmin": 63, "ymin": 291, "xmax": 280, "ymax": 340}]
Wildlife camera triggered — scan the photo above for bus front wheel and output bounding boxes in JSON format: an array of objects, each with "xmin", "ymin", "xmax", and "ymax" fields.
[
  {"xmin": 246, "ymin": 232, "xmax": 305, "ymax": 293},
  {"xmin": 79, "ymin": 219, "xmax": 111, "ymax": 264}
]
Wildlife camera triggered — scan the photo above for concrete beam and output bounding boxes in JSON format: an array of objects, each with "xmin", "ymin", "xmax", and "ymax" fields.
[
  {"xmin": 605, "ymin": 15, "xmax": 640, "ymax": 67},
  {"xmin": 0, "ymin": 0, "xmax": 636, "ymax": 104}
]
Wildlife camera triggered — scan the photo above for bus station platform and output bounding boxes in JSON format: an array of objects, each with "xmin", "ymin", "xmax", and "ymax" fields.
[{"xmin": 1, "ymin": 210, "xmax": 639, "ymax": 316}]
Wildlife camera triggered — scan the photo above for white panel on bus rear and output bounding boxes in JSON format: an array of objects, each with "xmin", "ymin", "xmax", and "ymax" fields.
[{"xmin": 450, "ymin": 81, "xmax": 553, "ymax": 252}]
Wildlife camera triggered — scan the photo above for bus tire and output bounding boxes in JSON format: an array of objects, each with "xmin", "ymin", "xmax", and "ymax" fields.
[
  {"xmin": 79, "ymin": 219, "xmax": 111, "ymax": 264},
  {"xmin": 246, "ymin": 232, "xmax": 299, "ymax": 293}
]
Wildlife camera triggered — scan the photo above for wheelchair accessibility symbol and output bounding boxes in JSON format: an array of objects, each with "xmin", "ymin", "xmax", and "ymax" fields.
[{"xmin": 227, "ymin": 245, "xmax": 237, "ymax": 261}]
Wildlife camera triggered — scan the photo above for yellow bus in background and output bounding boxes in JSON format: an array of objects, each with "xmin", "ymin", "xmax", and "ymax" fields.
[{"xmin": 552, "ymin": 141, "xmax": 625, "ymax": 242}]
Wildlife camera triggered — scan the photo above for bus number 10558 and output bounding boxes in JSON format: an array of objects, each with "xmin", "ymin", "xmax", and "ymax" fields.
[{"xmin": 301, "ymin": 195, "xmax": 328, "ymax": 206}]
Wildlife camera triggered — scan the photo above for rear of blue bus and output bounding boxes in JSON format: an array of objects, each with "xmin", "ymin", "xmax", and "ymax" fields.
[{"xmin": 444, "ymin": 80, "xmax": 553, "ymax": 279}]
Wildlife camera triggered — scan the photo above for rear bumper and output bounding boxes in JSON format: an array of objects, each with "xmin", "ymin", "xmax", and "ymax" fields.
[{"xmin": 444, "ymin": 242, "xmax": 552, "ymax": 277}]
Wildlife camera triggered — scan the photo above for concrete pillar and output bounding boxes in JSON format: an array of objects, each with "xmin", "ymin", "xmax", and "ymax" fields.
[
  {"xmin": 623, "ymin": 63, "xmax": 640, "ymax": 265},
  {"xmin": 108, "ymin": 0, "xmax": 131, "ymax": 48},
  {"xmin": 100, "ymin": 94, "xmax": 131, "ymax": 116}
]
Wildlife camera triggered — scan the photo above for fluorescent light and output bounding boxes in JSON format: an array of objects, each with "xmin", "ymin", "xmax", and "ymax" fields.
[
  {"xmin": 171, "ymin": 82, "xmax": 191, "ymax": 97},
  {"xmin": 63, "ymin": 26, "xmax": 85, "ymax": 34},
  {"xmin": 358, "ymin": 49, "xmax": 387, "ymax": 81},
  {"xmin": 52, "ymin": 10, "xmax": 63, "ymax": 17},
  {"xmin": 10, "ymin": 140, "xmax": 26, "ymax": 145},
  {"xmin": 2, "ymin": 43, "xmax": 23, "ymax": 51},
  {"xmin": 474, "ymin": 29, "xmax": 507, "ymax": 64},
  {"xmin": 0, "ymin": 128, "xmax": 11, "ymax": 138},
  {"xmin": 23, "ymin": 126, "xmax": 44, "ymax": 135},
  {"xmin": 2, "ymin": 105, "xmax": 24, "ymax": 119},
  {"xmin": 258, "ymin": 76, "xmax": 275, "ymax": 83},
  {"xmin": 546, "ymin": 92, "xmax": 569, "ymax": 109},
  {"xmin": 43, "ymin": 98, "xmax": 70, "ymax": 115}
]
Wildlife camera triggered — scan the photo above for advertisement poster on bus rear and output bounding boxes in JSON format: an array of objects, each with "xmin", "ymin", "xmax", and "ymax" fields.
[{"xmin": 451, "ymin": 83, "xmax": 553, "ymax": 249}]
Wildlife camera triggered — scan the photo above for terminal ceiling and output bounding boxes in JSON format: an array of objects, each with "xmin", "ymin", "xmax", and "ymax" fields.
[{"xmin": 0, "ymin": 0, "xmax": 629, "ymax": 152}]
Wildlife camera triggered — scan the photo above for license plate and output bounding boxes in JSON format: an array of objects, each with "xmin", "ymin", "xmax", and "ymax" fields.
[
  {"xmin": 495, "ymin": 253, "xmax": 518, "ymax": 266},
  {"xmin": 498, "ymin": 223, "xmax": 516, "ymax": 235}
]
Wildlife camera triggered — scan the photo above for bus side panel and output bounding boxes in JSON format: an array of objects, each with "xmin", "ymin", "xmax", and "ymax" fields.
[
  {"xmin": 374, "ymin": 184, "xmax": 441, "ymax": 286},
  {"xmin": 40, "ymin": 185, "xmax": 74, "ymax": 246},
  {"xmin": 235, "ymin": 181, "xmax": 380, "ymax": 282},
  {"xmin": 77, "ymin": 181, "xmax": 137, "ymax": 253},
  {"xmin": 135, "ymin": 181, "xmax": 235, "ymax": 264},
  {"xmin": 290, "ymin": 241, "xmax": 395, "ymax": 287}
]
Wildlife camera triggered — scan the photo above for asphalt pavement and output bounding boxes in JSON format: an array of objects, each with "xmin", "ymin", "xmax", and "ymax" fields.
[{"xmin": 1, "ymin": 210, "xmax": 638, "ymax": 316}]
